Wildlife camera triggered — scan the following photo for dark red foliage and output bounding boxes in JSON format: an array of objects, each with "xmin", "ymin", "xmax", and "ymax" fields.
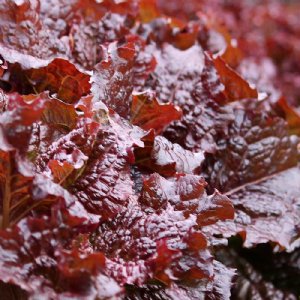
[
  {"xmin": 0, "ymin": 213, "xmax": 122, "ymax": 299},
  {"xmin": 211, "ymin": 55, "xmax": 258, "ymax": 101},
  {"xmin": 204, "ymin": 100, "xmax": 299, "ymax": 192},
  {"xmin": 131, "ymin": 91, "xmax": 182, "ymax": 134},
  {"xmin": 70, "ymin": 112, "xmax": 144, "ymax": 222},
  {"xmin": 135, "ymin": 132, "xmax": 205, "ymax": 177},
  {"xmin": 140, "ymin": 173, "xmax": 234, "ymax": 226},
  {"xmin": 91, "ymin": 38, "xmax": 156, "ymax": 118},
  {"xmin": 145, "ymin": 45, "xmax": 232, "ymax": 153},
  {"xmin": 0, "ymin": 0, "xmax": 299, "ymax": 299},
  {"xmin": 207, "ymin": 166, "xmax": 300, "ymax": 251}
]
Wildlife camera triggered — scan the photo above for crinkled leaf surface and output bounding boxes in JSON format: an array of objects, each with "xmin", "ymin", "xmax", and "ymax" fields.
[
  {"xmin": 135, "ymin": 133, "xmax": 205, "ymax": 177},
  {"xmin": 70, "ymin": 13, "xmax": 134, "ymax": 69},
  {"xmin": 144, "ymin": 44, "xmax": 232, "ymax": 153},
  {"xmin": 91, "ymin": 41, "xmax": 136, "ymax": 117},
  {"xmin": 0, "ymin": 0, "xmax": 70, "ymax": 62},
  {"xmin": 93, "ymin": 200, "xmax": 214, "ymax": 286},
  {"xmin": 0, "ymin": 93, "xmax": 47, "ymax": 153},
  {"xmin": 0, "ymin": 0, "xmax": 299, "ymax": 299},
  {"xmin": 208, "ymin": 166, "xmax": 300, "ymax": 251},
  {"xmin": 204, "ymin": 101, "xmax": 299, "ymax": 192},
  {"xmin": 70, "ymin": 112, "xmax": 144, "ymax": 221},
  {"xmin": 92, "ymin": 39, "xmax": 156, "ymax": 118},
  {"xmin": 125, "ymin": 261, "xmax": 235, "ymax": 300},
  {"xmin": 140, "ymin": 173, "xmax": 234, "ymax": 226},
  {"xmin": 0, "ymin": 214, "xmax": 122, "ymax": 299}
]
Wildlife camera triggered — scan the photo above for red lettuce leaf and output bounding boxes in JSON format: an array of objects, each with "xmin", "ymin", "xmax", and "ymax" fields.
[
  {"xmin": 91, "ymin": 38, "xmax": 156, "ymax": 118},
  {"xmin": 276, "ymin": 97, "xmax": 300, "ymax": 135},
  {"xmin": 131, "ymin": 91, "xmax": 182, "ymax": 134},
  {"xmin": 212, "ymin": 55, "xmax": 258, "ymax": 101},
  {"xmin": 0, "ymin": 213, "xmax": 122, "ymax": 299},
  {"xmin": 0, "ymin": 0, "xmax": 70, "ymax": 63},
  {"xmin": 6, "ymin": 59, "xmax": 91, "ymax": 104},
  {"xmin": 91, "ymin": 41, "xmax": 136, "ymax": 117},
  {"xmin": 207, "ymin": 166, "xmax": 300, "ymax": 251},
  {"xmin": 0, "ymin": 146, "xmax": 94, "ymax": 229},
  {"xmin": 140, "ymin": 173, "xmax": 234, "ymax": 226},
  {"xmin": 0, "ymin": 93, "xmax": 47, "ymax": 153},
  {"xmin": 135, "ymin": 133, "xmax": 205, "ymax": 177},
  {"xmin": 125, "ymin": 261, "xmax": 235, "ymax": 300},
  {"xmin": 204, "ymin": 101, "xmax": 299, "ymax": 192},
  {"xmin": 41, "ymin": 96, "xmax": 78, "ymax": 130},
  {"xmin": 35, "ymin": 118, "xmax": 99, "ymax": 180},
  {"xmin": 144, "ymin": 43, "xmax": 232, "ymax": 153},
  {"xmin": 0, "ymin": 1, "xmax": 299, "ymax": 299},
  {"xmin": 217, "ymin": 247, "xmax": 298, "ymax": 300},
  {"xmin": 92, "ymin": 200, "xmax": 214, "ymax": 286},
  {"xmin": 70, "ymin": 13, "xmax": 134, "ymax": 69},
  {"xmin": 70, "ymin": 112, "xmax": 144, "ymax": 221}
]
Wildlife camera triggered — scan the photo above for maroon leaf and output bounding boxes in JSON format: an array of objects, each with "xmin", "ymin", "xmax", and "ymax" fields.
[
  {"xmin": 93, "ymin": 200, "xmax": 214, "ymax": 286},
  {"xmin": 35, "ymin": 118, "xmax": 100, "ymax": 187},
  {"xmin": 144, "ymin": 43, "xmax": 232, "ymax": 153},
  {"xmin": 218, "ymin": 248, "xmax": 298, "ymax": 300},
  {"xmin": 0, "ymin": 145, "xmax": 93, "ymax": 229},
  {"xmin": 0, "ymin": 1, "xmax": 299, "ymax": 299},
  {"xmin": 135, "ymin": 133, "xmax": 205, "ymax": 177},
  {"xmin": 0, "ymin": 0, "xmax": 139, "ymax": 69},
  {"xmin": 125, "ymin": 260, "xmax": 235, "ymax": 300},
  {"xmin": 91, "ymin": 37, "xmax": 156, "ymax": 118},
  {"xmin": 0, "ymin": 0, "xmax": 70, "ymax": 63},
  {"xmin": 70, "ymin": 112, "xmax": 144, "ymax": 221},
  {"xmin": 70, "ymin": 13, "xmax": 134, "ymax": 69},
  {"xmin": 131, "ymin": 91, "xmax": 182, "ymax": 134},
  {"xmin": 91, "ymin": 41, "xmax": 136, "ymax": 117},
  {"xmin": 0, "ymin": 214, "xmax": 122, "ymax": 299},
  {"xmin": 204, "ymin": 101, "xmax": 299, "ymax": 192},
  {"xmin": 208, "ymin": 166, "xmax": 300, "ymax": 251},
  {"xmin": 140, "ymin": 173, "xmax": 234, "ymax": 226},
  {"xmin": 0, "ymin": 93, "xmax": 51, "ymax": 161},
  {"xmin": 212, "ymin": 55, "xmax": 258, "ymax": 101},
  {"xmin": 8, "ymin": 59, "xmax": 91, "ymax": 104}
]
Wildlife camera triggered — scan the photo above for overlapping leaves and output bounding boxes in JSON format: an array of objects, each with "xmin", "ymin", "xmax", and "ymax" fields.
[{"xmin": 0, "ymin": 0, "xmax": 299, "ymax": 299}]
